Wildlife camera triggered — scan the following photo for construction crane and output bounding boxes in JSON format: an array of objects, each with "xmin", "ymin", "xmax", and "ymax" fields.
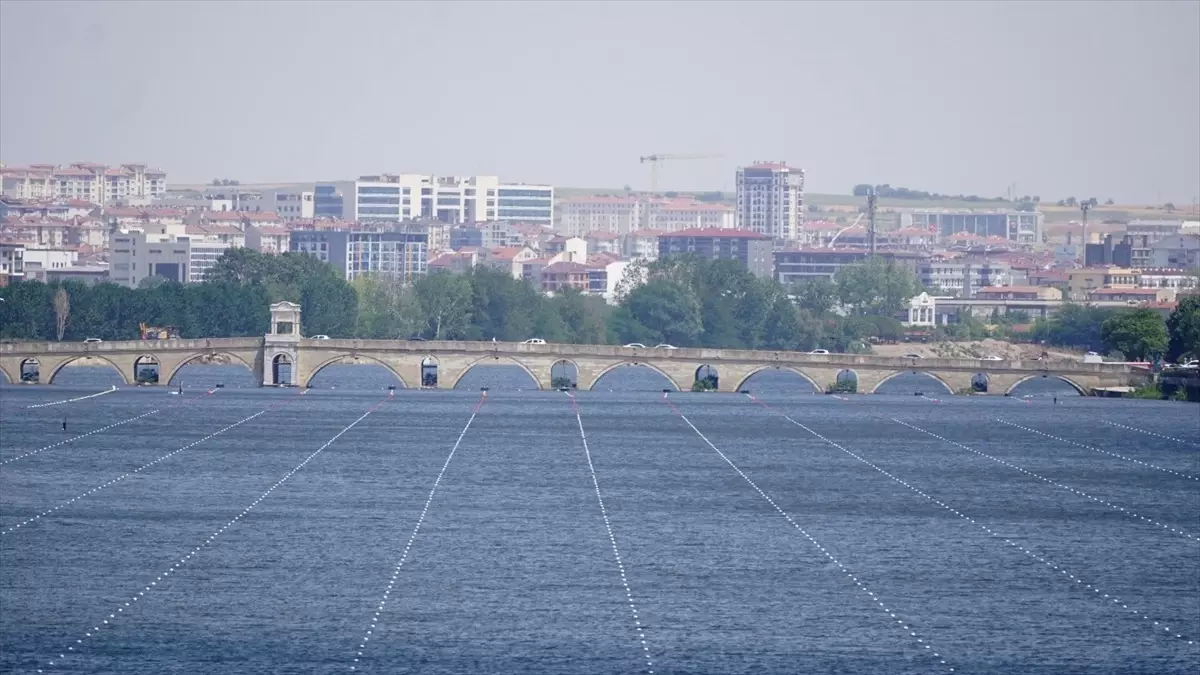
[{"xmin": 638, "ymin": 153, "xmax": 722, "ymax": 192}]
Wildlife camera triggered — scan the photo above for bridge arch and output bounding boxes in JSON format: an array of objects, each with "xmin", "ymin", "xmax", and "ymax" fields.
[
  {"xmin": 47, "ymin": 355, "xmax": 130, "ymax": 385},
  {"xmin": 732, "ymin": 366, "xmax": 821, "ymax": 393},
  {"xmin": 869, "ymin": 370, "xmax": 955, "ymax": 395},
  {"xmin": 1005, "ymin": 373, "xmax": 1087, "ymax": 396},
  {"xmin": 165, "ymin": 351, "xmax": 256, "ymax": 386},
  {"xmin": 586, "ymin": 361, "xmax": 683, "ymax": 391},
  {"xmin": 450, "ymin": 355, "xmax": 542, "ymax": 390},
  {"xmin": 304, "ymin": 353, "xmax": 406, "ymax": 388}
]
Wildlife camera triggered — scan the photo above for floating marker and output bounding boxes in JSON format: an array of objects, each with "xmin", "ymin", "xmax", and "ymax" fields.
[{"xmin": 215, "ymin": 383, "xmax": 225, "ymax": 389}]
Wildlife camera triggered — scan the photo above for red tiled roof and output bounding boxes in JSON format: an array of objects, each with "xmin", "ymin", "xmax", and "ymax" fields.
[
  {"xmin": 660, "ymin": 228, "xmax": 771, "ymax": 239},
  {"xmin": 586, "ymin": 231, "xmax": 620, "ymax": 240},
  {"xmin": 542, "ymin": 261, "xmax": 590, "ymax": 274},
  {"xmin": 976, "ymin": 286, "xmax": 1048, "ymax": 294},
  {"xmin": 488, "ymin": 247, "xmax": 526, "ymax": 260},
  {"xmin": 627, "ymin": 229, "xmax": 664, "ymax": 237}
]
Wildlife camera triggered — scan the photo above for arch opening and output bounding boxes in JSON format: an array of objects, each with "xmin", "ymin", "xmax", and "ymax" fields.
[
  {"xmin": 830, "ymin": 369, "xmax": 858, "ymax": 394},
  {"xmin": 20, "ymin": 358, "xmax": 40, "ymax": 383},
  {"xmin": 168, "ymin": 352, "xmax": 257, "ymax": 389},
  {"xmin": 693, "ymin": 364, "xmax": 719, "ymax": 392},
  {"xmin": 306, "ymin": 354, "xmax": 405, "ymax": 389},
  {"xmin": 589, "ymin": 362, "xmax": 680, "ymax": 392},
  {"xmin": 1007, "ymin": 374, "xmax": 1086, "ymax": 397},
  {"xmin": 452, "ymin": 356, "xmax": 540, "ymax": 390},
  {"xmin": 135, "ymin": 355, "xmax": 160, "ymax": 385},
  {"xmin": 872, "ymin": 371, "xmax": 955, "ymax": 395},
  {"xmin": 421, "ymin": 356, "xmax": 439, "ymax": 388},
  {"xmin": 551, "ymin": 360, "xmax": 578, "ymax": 389},
  {"xmin": 970, "ymin": 372, "xmax": 989, "ymax": 393},
  {"xmin": 734, "ymin": 367, "xmax": 821, "ymax": 394},
  {"xmin": 48, "ymin": 355, "xmax": 126, "ymax": 386},
  {"xmin": 272, "ymin": 354, "xmax": 294, "ymax": 386}
]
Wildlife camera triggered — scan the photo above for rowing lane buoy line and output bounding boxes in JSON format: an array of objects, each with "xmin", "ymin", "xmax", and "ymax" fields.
[
  {"xmin": 38, "ymin": 395, "xmax": 388, "ymax": 673},
  {"xmin": 745, "ymin": 394, "xmax": 1200, "ymax": 649},
  {"xmin": 24, "ymin": 385, "xmax": 118, "ymax": 409},
  {"xmin": 666, "ymin": 393, "xmax": 955, "ymax": 673},
  {"xmin": 351, "ymin": 393, "xmax": 485, "ymax": 671},
  {"xmin": 1100, "ymin": 420, "xmax": 1200, "ymax": 448},
  {"xmin": 570, "ymin": 393, "xmax": 655, "ymax": 674},
  {"xmin": 893, "ymin": 418, "xmax": 1198, "ymax": 542},
  {"xmin": 3, "ymin": 391, "xmax": 307, "ymax": 536},
  {"xmin": 996, "ymin": 418, "xmax": 1199, "ymax": 482},
  {"xmin": 1, "ymin": 390, "xmax": 216, "ymax": 468}
]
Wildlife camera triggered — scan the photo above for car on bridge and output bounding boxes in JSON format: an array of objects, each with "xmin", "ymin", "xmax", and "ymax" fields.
[
  {"xmin": 655, "ymin": 344, "xmax": 677, "ymax": 349},
  {"xmin": 523, "ymin": 338, "xmax": 546, "ymax": 345},
  {"xmin": 83, "ymin": 337, "xmax": 102, "ymax": 344},
  {"xmin": 310, "ymin": 334, "xmax": 330, "ymax": 340},
  {"xmin": 624, "ymin": 343, "xmax": 647, "ymax": 349},
  {"xmin": 809, "ymin": 348, "xmax": 830, "ymax": 355}
]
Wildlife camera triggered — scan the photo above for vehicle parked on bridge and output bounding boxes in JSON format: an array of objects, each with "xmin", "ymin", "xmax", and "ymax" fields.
[
  {"xmin": 655, "ymin": 344, "xmax": 677, "ymax": 349},
  {"xmin": 624, "ymin": 343, "xmax": 647, "ymax": 348},
  {"xmin": 83, "ymin": 337, "xmax": 102, "ymax": 344},
  {"xmin": 310, "ymin": 334, "xmax": 330, "ymax": 340},
  {"xmin": 904, "ymin": 353, "xmax": 922, "ymax": 358},
  {"xmin": 981, "ymin": 355, "xmax": 1003, "ymax": 361},
  {"xmin": 809, "ymin": 349, "xmax": 830, "ymax": 355},
  {"xmin": 523, "ymin": 338, "xmax": 546, "ymax": 345}
]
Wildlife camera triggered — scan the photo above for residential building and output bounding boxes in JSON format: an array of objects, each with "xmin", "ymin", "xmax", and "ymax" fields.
[
  {"xmin": 0, "ymin": 217, "xmax": 73, "ymax": 247},
  {"xmin": 735, "ymin": 162, "xmax": 804, "ymax": 240},
  {"xmin": 557, "ymin": 196, "xmax": 644, "ymax": 236},
  {"xmin": 185, "ymin": 224, "xmax": 246, "ymax": 248},
  {"xmin": 1089, "ymin": 287, "xmax": 1175, "ymax": 303},
  {"xmin": 245, "ymin": 225, "xmax": 292, "ymax": 254},
  {"xmin": 290, "ymin": 228, "xmax": 429, "ymax": 282},
  {"xmin": 267, "ymin": 190, "xmax": 314, "ymax": 221},
  {"xmin": 1150, "ymin": 233, "xmax": 1200, "ymax": 269},
  {"xmin": 544, "ymin": 236, "xmax": 587, "ymax": 262},
  {"xmin": 773, "ymin": 249, "xmax": 927, "ymax": 285},
  {"xmin": 1066, "ymin": 266, "xmax": 1138, "ymax": 300},
  {"xmin": 540, "ymin": 261, "xmax": 590, "ymax": 292},
  {"xmin": 585, "ymin": 260, "xmax": 630, "ymax": 304},
  {"xmin": 21, "ymin": 247, "xmax": 79, "ymax": 277},
  {"xmin": 622, "ymin": 230, "xmax": 661, "ymax": 261},
  {"xmin": 647, "ymin": 199, "xmax": 735, "ymax": 232},
  {"xmin": 497, "ymin": 184, "xmax": 554, "ymax": 225},
  {"xmin": 975, "ymin": 286, "xmax": 1063, "ymax": 301},
  {"xmin": 450, "ymin": 221, "xmax": 521, "ymax": 250},
  {"xmin": 1126, "ymin": 219, "xmax": 1184, "ymax": 268},
  {"xmin": 109, "ymin": 232, "xmax": 231, "ymax": 287},
  {"xmin": 1137, "ymin": 268, "xmax": 1198, "ymax": 292},
  {"xmin": 313, "ymin": 183, "xmax": 349, "ymax": 219},
  {"xmin": 901, "ymin": 209, "xmax": 1042, "ymax": 244},
  {"xmin": 585, "ymin": 231, "xmax": 621, "ymax": 255},
  {"xmin": 918, "ymin": 258, "xmax": 1015, "ymax": 297},
  {"xmin": 658, "ymin": 228, "xmax": 774, "ymax": 279},
  {"xmin": 45, "ymin": 265, "xmax": 108, "ymax": 285},
  {"xmin": 0, "ymin": 243, "xmax": 25, "ymax": 285},
  {"xmin": 1, "ymin": 163, "xmax": 165, "ymax": 203},
  {"xmin": 430, "ymin": 249, "xmax": 481, "ymax": 274}
]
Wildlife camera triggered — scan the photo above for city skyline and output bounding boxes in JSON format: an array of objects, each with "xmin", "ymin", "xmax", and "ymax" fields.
[{"xmin": 1, "ymin": 0, "xmax": 1198, "ymax": 203}]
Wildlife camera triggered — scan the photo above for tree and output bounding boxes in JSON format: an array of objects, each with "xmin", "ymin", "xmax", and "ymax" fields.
[
  {"xmin": 1100, "ymin": 309, "xmax": 1168, "ymax": 361},
  {"xmin": 53, "ymin": 287, "xmax": 70, "ymax": 341},
  {"xmin": 1166, "ymin": 295, "xmax": 1200, "ymax": 362},
  {"xmin": 1065, "ymin": 196, "xmax": 1078, "ymax": 207},
  {"xmin": 834, "ymin": 257, "xmax": 920, "ymax": 316},
  {"xmin": 790, "ymin": 277, "xmax": 837, "ymax": 315},
  {"xmin": 1104, "ymin": 198, "xmax": 1115, "ymax": 205},
  {"xmin": 1165, "ymin": 202, "xmax": 1176, "ymax": 213},
  {"xmin": 624, "ymin": 279, "xmax": 703, "ymax": 346},
  {"xmin": 415, "ymin": 271, "xmax": 473, "ymax": 340}
]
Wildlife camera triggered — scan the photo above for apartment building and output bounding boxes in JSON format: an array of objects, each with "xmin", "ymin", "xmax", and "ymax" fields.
[
  {"xmin": 901, "ymin": 209, "xmax": 1042, "ymax": 244},
  {"xmin": 290, "ymin": 228, "xmax": 429, "ymax": 282},
  {"xmin": 109, "ymin": 231, "xmax": 230, "ymax": 287},
  {"xmin": 245, "ymin": 225, "xmax": 292, "ymax": 254},
  {"xmin": 557, "ymin": 196, "xmax": 644, "ymax": 236},
  {"xmin": 497, "ymin": 184, "xmax": 554, "ymax": 225},
  {"xmin": 918, "ymin": 258, "xmax": 1016, "ymax": 297},
  {"xmin": 450, "ymin": 221, "xmax": 523, "ymax": 250},
  {"xmin": 622, "ymin": 230, "xmax": 661, "ymax": 261},
  {"xmin": 1, "ymin": 163, "xmax": 166, "ymax": 203},
  {"xmin": 1066, "ymin": 266, "xmax": 1138, "ymax": 300},
  {"xmin": 267, "ymin": 190, "xmax": 314, "ymax": 221},
  {"xmin": 735, "ymin": 162, "xmax": 804, "ymax": 240},
  {"xmin": 647, "ymin": 199, "xmax": 735, "ymax": 232},
  {"xmin": 974, "ymin": 286, "xmax": 1063, "ymax": 301},
  {"xmin": 1126, "ymin": 219, "xmax": 1185, "ymax": 268},
  {"xmin": 658, "ymin": 228, "xmax": 774, "ymax": 278},
  {"xmin": 773, "ymin": 249, "xmax": 927, "ymax": 285},
  {"xmin": 0, "ymin": 243, "xmax": 26, "ymax": 285},
  {"xmin": 1150, "ymin": 234, "xmax": 1200, "ymax": 269}
]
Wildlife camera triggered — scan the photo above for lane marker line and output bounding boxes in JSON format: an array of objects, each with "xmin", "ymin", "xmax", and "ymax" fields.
[
  {"xmin": 747, "ymin": 395, "xmax": 1199, "ymax": 648},
  {"xmin": 37, "ymin": 396, "xmax": 387, "ymax": 673},
  {"xmin": 3, "ymin": 392, "xmax": 306, "ymax": 536},
  {"xmin": 664, "ymin": 395, "xmax": 954, "ymax": 672},
  {"xmin": 1101, "ymin": 420, "xmax": 1200, "ymax": 448},
  {"xmin": 24, "ymin": 386, "xmax": 118, "ymax": 409},
  {"xmin": 996, "ymin": 418, "xmax": 1199, "ymax": 482},
  {"xmin": 893, "ymin": 418, "xmax": 1197, "ymax": 541},
  {"xmin": 1, "ymin": 391, "xmax": 215, "ymax": 468},
  {"xmin": 350, "ymin": 393, "xmax": 486, "ymax": 672},
  {"xmin": 570, "ymin": 394, "xmax": 654, "ymax": 674}
]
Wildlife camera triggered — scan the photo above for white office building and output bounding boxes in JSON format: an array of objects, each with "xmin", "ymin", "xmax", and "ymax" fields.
[
  {"xmin": 109, "ymin": 231, "xmax": 230, "ymax": 287},
  {"xmin": 735, "ymin": 162, "xmax": 805, "ymax": 240},
  {"xmin": 347, "ymin": 174, "xmax": 553, "ymax": 225}
]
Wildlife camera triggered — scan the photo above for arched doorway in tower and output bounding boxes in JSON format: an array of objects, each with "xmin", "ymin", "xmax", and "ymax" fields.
[
  {"xmin": 272, "ymin": 354, "xmax": 294, "ymax": 386},
  {"xmin": 421, "ymin": 357, "xmax": 439, "ymax": 388}
]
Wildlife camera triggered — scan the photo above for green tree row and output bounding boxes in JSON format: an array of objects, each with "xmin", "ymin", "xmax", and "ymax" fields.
[{"xmin": 1029, "ymin": 299, "xmax": 1199, "ymax": 363}]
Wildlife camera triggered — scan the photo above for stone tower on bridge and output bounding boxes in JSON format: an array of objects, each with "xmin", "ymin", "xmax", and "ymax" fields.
[{"xmin": 263, "ymin": 301, "xmax": 301, "ymax": 386}]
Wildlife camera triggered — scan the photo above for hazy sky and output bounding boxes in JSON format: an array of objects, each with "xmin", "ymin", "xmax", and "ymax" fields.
[{"xmin": 1, "ymin": 0, "xmax": 1197, "ymax": 202}]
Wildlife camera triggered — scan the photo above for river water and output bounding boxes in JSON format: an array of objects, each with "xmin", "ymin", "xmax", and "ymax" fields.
[{"xmin": 1, "ymin": 365, "xmax": 1197, "ymax": 674}]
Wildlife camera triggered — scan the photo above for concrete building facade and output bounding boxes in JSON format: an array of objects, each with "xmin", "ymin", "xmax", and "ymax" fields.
[
  {"xmin": 735, "ymin": 162, "xmax": 804, "ymax": 240},
  {"xmin": 291, "ymin": 228, "xmax": 429, "ymax": 282},
  {"xmin": 658, "ymin": 228, "xmax": 774, "ymax": 278}
]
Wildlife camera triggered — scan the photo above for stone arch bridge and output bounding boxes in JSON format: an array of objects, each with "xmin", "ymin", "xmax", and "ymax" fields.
[{"xmin": 0, "ymin": 337, "xmax": 1144, "ymax": 395}]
